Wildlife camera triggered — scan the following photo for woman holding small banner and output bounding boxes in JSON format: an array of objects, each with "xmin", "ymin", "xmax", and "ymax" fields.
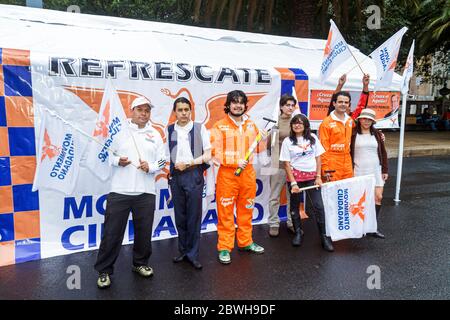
[
  {"xmin": 280, "ymin": 114, "xmax": 334, "ymax": 252},
  {"xmin": 351, "ymin": 109, "xmax": 388, "ymax": 239}
]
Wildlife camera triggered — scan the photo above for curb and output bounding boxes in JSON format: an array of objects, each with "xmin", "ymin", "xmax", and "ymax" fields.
[{"xmin": 387, "ymin": 147, "xmax": 450, "ymax": 159}]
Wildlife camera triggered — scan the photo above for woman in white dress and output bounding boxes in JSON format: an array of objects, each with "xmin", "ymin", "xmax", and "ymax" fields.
[
  {"xmin": 280, "ymin": 114, "xmax": 334, "ymax": 252},
  {"xmin": 351, "ymin": 109, "xmax": 388, "ymax": 238}
]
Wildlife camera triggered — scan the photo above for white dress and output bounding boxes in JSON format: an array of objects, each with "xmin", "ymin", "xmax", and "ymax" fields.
[{"xmin": 353, "ymin": 133, "xmax": 384, "ymax": 187}]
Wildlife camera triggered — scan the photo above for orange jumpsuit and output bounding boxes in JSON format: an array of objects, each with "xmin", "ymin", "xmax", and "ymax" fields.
[
  {"xmin": 319, "ymin": 112, "xmax": 355, "ymax": 181},
  {"xmin": 210, "ymin": 115, "xmax": 262, "ymax": 251},
  {"xmin": 319, "ymin": 92, "xmax": 369, "ymax": 181}
]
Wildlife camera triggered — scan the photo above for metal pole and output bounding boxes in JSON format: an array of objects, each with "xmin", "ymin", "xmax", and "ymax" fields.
[{"xmin": 394, "ymin": 94, "xmax": 408, "ymax": 204}]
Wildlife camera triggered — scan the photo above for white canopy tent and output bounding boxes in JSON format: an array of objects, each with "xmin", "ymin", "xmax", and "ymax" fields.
[
  {"xmin": 0, "ymin": 5, "xmax": 412, "ymax": 266},
  {"xmin": 0, "ymin": 4, "xmax": 402, "ymax": 92},
  {"xmin": 0, "ymin": 4, "xmax": 408, "ymax": 203}
]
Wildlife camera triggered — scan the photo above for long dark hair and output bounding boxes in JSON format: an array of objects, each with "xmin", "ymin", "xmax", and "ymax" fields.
[
  {"xmin": 356, "ymin": 118, "xmax": 376, "ymax": 135},
  {"xmin": 289, "ymin": 114, "xmax": 316, "ymax": 145}
]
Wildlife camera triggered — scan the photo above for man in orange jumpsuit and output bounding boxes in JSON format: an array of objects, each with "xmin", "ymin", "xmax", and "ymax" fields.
[
  {"xmin": 319, "ymin": 91, "xmax": 355, "ymax": 182},
  {"xmin": 210, "ymin": 90, "xmax": 266, "ymax": 265},
  {"xmin": 320, "ymin": 74, "xmax": 371, "ymax": 182}
]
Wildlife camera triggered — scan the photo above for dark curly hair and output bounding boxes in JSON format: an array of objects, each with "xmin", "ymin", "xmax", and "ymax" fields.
[{"xmin": 224, "ymin": 90, "xmax": 248, "ymax": 114}]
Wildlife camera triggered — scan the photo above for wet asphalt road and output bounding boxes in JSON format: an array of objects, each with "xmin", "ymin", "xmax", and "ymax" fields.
[{"xmin": 0, "ymin": 156, "xmax": 449, "ymax": 300}]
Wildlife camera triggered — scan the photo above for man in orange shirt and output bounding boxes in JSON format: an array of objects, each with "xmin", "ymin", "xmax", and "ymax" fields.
[
  {"xmin": 327, "ymin": 73, "xmax": 370, "ymax": 120},
  {"xmin": 210, "ymin": 90, "xmax": 266, "ymax": 265},
  {"xmin": 319, "ymin": 91, "xmax": 354, "ymax": 181}
]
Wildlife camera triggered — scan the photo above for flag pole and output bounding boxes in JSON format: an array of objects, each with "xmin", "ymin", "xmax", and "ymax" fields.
[
  {"xmin": 345, "ymin": 56, "xmax": 369, "ymax": 74},
  {"xmin": 348, "ymin": 47, "xmax": 365, "ymax": 75},
  {"xmin": 394, "ymin": 94, "xmax": 408, "ymax": 204},
  {"xmin": 297, "ymin": 182, "xmax": 332, "ymax": 192},
  {"xmin": 42, "ymin": 108, "xmax": 139, "ymax": 168}
]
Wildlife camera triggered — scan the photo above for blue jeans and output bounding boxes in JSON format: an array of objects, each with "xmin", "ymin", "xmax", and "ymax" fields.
[{"xmin": 425, "ymin": 119, "xmax": 437, "ymax": 131}]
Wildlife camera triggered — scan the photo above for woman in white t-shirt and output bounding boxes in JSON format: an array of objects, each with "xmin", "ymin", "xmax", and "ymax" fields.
[{"xmin": 280, "ymin": 114, "xmax": 334, "ymax": 252}]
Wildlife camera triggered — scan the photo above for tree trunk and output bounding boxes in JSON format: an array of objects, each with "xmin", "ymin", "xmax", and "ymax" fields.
[
  {"xmin": 205, "ymin": 0, "xmax": 217, "ymax": 27},
  {"xmin": 193, "ymin": 0, "xmax": 202, "ymax": 24},
  {"xmin": 342, "ymin": 0, "xmax": 349, "ymax": 31},
  {"xmin": 321, "ymin": 0, "xmax": 328, "ymax": 36},
  {"xmin": 216, "ymin": 0, "xmax": 229, "ymax": 28},
  {"xmin": 234, "ymin": 0, "xmax": 243, "ymax": 30},
  {"xmin": 256, "ymin": 0, "xmax": 265, "ymax": 30},
  {"xmin": 247, "ymin": 0, "xmax": 258, "ymax": 31},
  {"xmin": 356, "ymin": 0, "xmax": 361, "ymax": 32},
  {"xmin": 228, "ymin": 0, "xmax": 237, "ymax": 29},
  {"xmin": 264, "ymin": 0, "xmax": 274, "ymax": 33},
  {"xmin": 332, "ymin": 0, "xmax": 341, "ymax": 26},
  {"xmin": 291, "ymin": 0, "xmax": 317, "ymax": 37}
]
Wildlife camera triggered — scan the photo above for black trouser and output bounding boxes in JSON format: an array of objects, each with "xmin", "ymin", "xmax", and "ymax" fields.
[
  {"xmin": 288, "ymin": 180, "xmax": 326, "ymax": 230},
  {"xmin": 94, "ymin": 192, "xmax": 155, "ymax": 275},
  {"xmin": 169, "ymin": 167, "xmax": 204, "ymax": 262}
]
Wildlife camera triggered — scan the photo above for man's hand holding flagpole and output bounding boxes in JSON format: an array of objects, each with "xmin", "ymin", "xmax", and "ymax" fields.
[{"xmin": 234, "ymin": 117, "xmax": 277, "ymax": 176}]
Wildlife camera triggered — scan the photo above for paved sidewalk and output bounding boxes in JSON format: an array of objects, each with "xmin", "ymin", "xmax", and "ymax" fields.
[
  {"xmin": 384, "ymin": 131, "xmax": 450, "ymax": 158},
  {"xmin": 1, "ymin": 156, "xmax": 449, "ymax": 300}
]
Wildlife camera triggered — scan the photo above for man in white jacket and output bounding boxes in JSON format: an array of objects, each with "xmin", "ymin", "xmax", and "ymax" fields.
[{"xmin": 95, "ymin": 96, "xmax": 166, "ymax": 289}]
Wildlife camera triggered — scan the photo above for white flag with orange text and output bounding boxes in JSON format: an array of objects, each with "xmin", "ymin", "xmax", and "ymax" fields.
[
  {"xmin": 321, "ymin": 175, "xmax": 377, "ymax": 241},
  {"xmin": 83, "ymin": 80, "xmax": 130, "ymax": 181}
]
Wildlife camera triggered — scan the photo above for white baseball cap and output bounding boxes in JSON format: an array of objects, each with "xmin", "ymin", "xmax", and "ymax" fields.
[{"xmin": 131, "ymin": 96, "xmax": 154, "ymax": 110}]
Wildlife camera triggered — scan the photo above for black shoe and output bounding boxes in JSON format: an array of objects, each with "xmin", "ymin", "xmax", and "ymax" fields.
[
  {"xmin": 173, "ymin": 254, "xmax": 186, "ymax": 263},
  {"xmin": 369, "ymin": 231, "xmax": 385, "ymax": 239},
  {"xmin": 321, "ymin": 235, "xmax": 334, "ymax": 252},
  {"xmin": 292, "ymin": 231, "xmax": 303, "ymax": 246},
  {"xmin": 291, "ymin": 213, "xmax": 303, "ymax": 247},
  {"xmin": 189, "ymin": 259, "xmax": 203, "ymax": 270}
]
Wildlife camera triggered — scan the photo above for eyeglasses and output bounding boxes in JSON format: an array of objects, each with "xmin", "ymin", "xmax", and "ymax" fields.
[{"xmin": 292, "ymin": 121, "xmax": 304, "ymax": 125}]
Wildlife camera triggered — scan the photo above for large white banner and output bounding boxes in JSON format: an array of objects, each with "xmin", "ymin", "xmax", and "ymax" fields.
[{"xmin": 29, "ymin": 50, "xmax": 304, "ymax": 259}]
